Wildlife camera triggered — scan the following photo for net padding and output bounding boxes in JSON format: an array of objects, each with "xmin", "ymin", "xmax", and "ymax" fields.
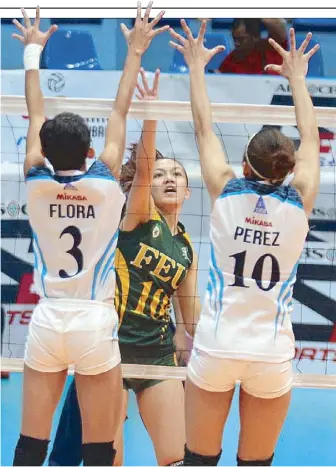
[
  {"xmin": 2, "ymin": 95, "xmax": 336, "ymax": 126},
  {"xmin": 1, "ymin": 96, "xmax": 336, "ymax": 390}
]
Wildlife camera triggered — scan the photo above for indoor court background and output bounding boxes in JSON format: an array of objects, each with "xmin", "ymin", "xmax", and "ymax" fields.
[{"xmin": 1, "ymin": 13, "xmax": 336, "ymax": 466}]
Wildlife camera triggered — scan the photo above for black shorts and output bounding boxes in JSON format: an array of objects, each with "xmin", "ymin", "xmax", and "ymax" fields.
[{"xmin": 122, "ymin": 351, "xmax": 178, "ymax": 394}]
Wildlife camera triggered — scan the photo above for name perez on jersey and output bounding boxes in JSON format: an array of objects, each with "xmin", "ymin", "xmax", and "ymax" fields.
[{"xmin": 234, "ymin": 225, "xmax": 280, "ymax": 246}]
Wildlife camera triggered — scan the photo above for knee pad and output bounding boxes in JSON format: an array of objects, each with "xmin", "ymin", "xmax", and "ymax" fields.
[
  {"xmin": 184, "ymin": 445, "xmax": 222, "ymax": 466},
  {"xmin": 82, "ymin": 441, "xmax": 116, "ymax": 466},
  {"xmin": 237, "ymin": 454, "xmax": 274, "ymax": 466},
  {"xmin": 166, "ymin": 460, "xmax": 184, "ymax": 466},
  {"xmin": 13, "ymin": 434, "xmax": 49, "ymax": 466}
]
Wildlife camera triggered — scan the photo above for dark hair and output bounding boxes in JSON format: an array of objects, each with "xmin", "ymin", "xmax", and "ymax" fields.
[
  {"xmin": 233, "ymin": 18, "xmax": 262, "ymax": 38},
  {"xmin": 244, "ymin": 127, "xmax": 295, "ymax": 182},
  {"xmin": 120, "ymin": 143, "xmax": 188, "ymax": 194},
  {"xmin": 40, "ymin": 112, "xmax": 90, "ymax": 171}
]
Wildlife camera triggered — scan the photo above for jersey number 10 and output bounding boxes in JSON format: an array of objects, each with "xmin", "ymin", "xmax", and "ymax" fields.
[{"xmin": 229, "ymin": 250, "xmax": 280, "ymax": 291}]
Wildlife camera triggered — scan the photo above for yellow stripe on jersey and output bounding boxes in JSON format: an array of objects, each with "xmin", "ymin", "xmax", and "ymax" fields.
[
  {"xmin": 115, "ymin": 285, "xmax": 120, "ymax": 324},
  {"xmin": 150, "ymin": 208, "xmax": 162, "ymax": 222},
  {"xmin": 115, "ymin": 249, "xmax": 130, "ymax": 327},
  {"xmin": 183, "ymin": 231, "xmax": 192, "ymax": 245}
]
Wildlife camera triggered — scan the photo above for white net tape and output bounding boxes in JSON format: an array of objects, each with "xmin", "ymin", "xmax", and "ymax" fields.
[
  {"xmin": 1, "ymin": 97, "xmax": 335, "ymax": 389},
  {"xmin": 2, "ymin": 96, "xmax": 336, "ymax": 125},
  {"xmin": 2, "ymin": 358, "xmax": 336, "ymax": 389}
]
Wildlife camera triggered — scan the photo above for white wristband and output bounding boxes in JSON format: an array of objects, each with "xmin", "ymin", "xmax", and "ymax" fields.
[{"xmin": 24, "ymin": 44, "xmax": 43, "ymax": 70}]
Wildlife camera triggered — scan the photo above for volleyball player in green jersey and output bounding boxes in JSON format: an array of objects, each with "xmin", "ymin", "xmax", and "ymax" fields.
[{"xmin": 113, "ymin": 68, "xmax": 201, "ymax": 466}]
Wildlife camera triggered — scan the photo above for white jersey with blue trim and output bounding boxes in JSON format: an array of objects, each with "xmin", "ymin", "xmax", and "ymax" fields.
[
  {"xmin": 194, "ymin": 177, "xmax": 308, "ymax": 363},
  {"xmin": 26, "ymin": 160, "xmax": 125, "ymax": 302}
]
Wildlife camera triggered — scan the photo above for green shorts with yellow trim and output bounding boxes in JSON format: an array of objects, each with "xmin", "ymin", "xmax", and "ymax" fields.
[{"xmin": 121, "ymin": 349, "xmax": 178, "ymax": 394}]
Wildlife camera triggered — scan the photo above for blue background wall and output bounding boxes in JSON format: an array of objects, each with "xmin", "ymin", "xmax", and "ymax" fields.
[{"xmin": 2, "ymin": 18, "xmax": 336, "ymax": 76}]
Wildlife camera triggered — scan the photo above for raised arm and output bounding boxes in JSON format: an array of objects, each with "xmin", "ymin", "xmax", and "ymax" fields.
[
  {"xmin": 100, "ymin": 2, "xmax": 168, "ymax": 178},
  {"xmin": 266, "ymin": 28, "xmax": 320, "ymax": 216},
  {"xmin": 12, "ymin": 7, "xmax": 58, "ymax": 177},
  {"xmin": 174, "ymin": 253, "xmax": 201, "ymax": 338},
  {"xmin": 169, "ymin": 20, "xmax": 235, "ymax": 203},
  {"xmin": 262, "ymin": 18, "xmax": 287, "ymax": 44},
  {"xmin": 121, "ymin": 68, "xmax": 160, "ymax": 231}
]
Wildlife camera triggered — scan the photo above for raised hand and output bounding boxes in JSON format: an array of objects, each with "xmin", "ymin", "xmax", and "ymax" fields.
[
  {"xmin": 121, "ymin": 1, "xmax": 169, "ymax": 56},
  {"xmin": 135, "ymin": 67, "xmax": 160, "ymax": 100},
  {"xmin": 169, "ymin": 19, "xmax": 225, "ymax": 68},
  {"xmin": 12, "ymin": 6, "xmax": 58, "ymax": 47},
  {"xmin": 265, "ymin": 28, "xmax": 320, "ymax": 80}
]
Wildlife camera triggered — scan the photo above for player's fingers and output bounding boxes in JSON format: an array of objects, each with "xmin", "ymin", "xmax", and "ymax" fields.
[
  {"xmin": 268, "ymin": 37, "xmax": 286, "ymax": 58},
  {"xmin": 152, "ymin": 25, "xmax": 170, "ymax": 38},
  {"xmin": 149, "ymin": 10, "xmax": 165, "ymax": 29},
  {"xmin": 12, "ymin": 19, "xmax": 25, "ymax": 33},
  {"xmin": 135, "ymin": 1, "xmax": 142, "ymax": 23},
  {"xmin": 289, "ymin": 27, "xmax": 296, "ymax": 53},
  {"xmin": 136, "ymin": 83, "xmax": 145, "ymax": 98},
  {"xmin": 135, "ymin": 93, "xmax": 143, "ymax": 100},
  {"xmin": 34, "ymin": 5, "xmax": 41, "ymax": 28},
  {"xmin": 264, "ymin": 64, "xmax": 282, "ymax": 74},
  {"xmin": 297, "ymin": 32, "xmax": 312, "ymax": 55},
  {"xmin": 198, "ymin": 19, "xmax": 207, "ymax": 42},
  {"xmin": 140, "ymin": 68, "xmax": 151, "ymax": 94},
  {"xmin": 12, "ymin": 33, "xmax": 25, "ymax": 43},
  {"xmin": 210, "ymin": 45, "xmax": 225, "ymax": 58},
  {"xmin": 120, "ymin": 23, "xmax": 129, "ymax": 40},
  {"xmin": 143, "ymin": 0, "xmax": 152, "ymax": 25},
  {"xmin": 169, "ymin": 28, "xmax": 186, "ymax": 45},
  {"xmin": 169, "ymin": 40, "xmax": 184, "ymax": 53},
  {"xmin": 181, "ymin": 19, "xmax": 193, "ymax": 41},
  {"xmin": 305, "ymin": 43, "xmax": 320, "ymax": 60},
  {"xmin": 46, "ymin": 24, "xmax": 58, "ymax": 38},
  {"xmin": 21, "ymin": 8, "xmax": 32, "ymax": 28},
  {"xmin": 152, "ymin": 68, "xmax": 160, "ymax": 95}
]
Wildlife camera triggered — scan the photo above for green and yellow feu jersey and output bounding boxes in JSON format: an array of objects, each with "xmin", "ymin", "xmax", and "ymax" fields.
[{"xmin": 115, "ymin": 210, "xmax": 193, "ymax": 353}]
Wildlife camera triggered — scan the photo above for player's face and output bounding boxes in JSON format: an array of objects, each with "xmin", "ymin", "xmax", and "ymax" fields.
[
  {"xmin": 232, "ymin": 24, "xmax": 254, "ymax": 49},
  {"xmin": 151, "ymin": 159, "xmax": 190, "ymax": 211}
]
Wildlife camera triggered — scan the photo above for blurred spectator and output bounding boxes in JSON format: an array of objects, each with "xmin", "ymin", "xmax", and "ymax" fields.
[{"xmin": 218, "ymin": 19, "xmax": 287, "ymax": 75}]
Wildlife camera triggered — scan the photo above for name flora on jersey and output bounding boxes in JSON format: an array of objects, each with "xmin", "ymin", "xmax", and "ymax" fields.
[{"xmin": 50, "ymin": 204, "xmax": 95, "ymax": 219}]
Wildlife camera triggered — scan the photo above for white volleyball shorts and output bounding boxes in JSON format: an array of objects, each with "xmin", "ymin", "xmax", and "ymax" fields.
[
  {"xmin": 188, "ymin": 348, "xmax": 293, "ymax": 399},
  {"xmin": 24, "ymin": 298, "xmax": 120, "ymax": 375}
]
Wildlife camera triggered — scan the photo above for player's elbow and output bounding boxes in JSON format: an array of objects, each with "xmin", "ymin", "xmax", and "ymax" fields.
[
  {"xmin": 195, "ymin": 121, "xmax": 213, "ymax": 138},
  {"xmin": 196, "ymin": 128, "xmax": 216, "ymax": 150},
  {"xmin": 301, "ymin": 131, "xmax": 320, "ymax": 151},
  {"xmin": 133, "ymin": 165, "xmax": 155, "ymax": 186},
  {"xmin": 112, "ymin": 104, "xmax": 128, "ymax": 120}
]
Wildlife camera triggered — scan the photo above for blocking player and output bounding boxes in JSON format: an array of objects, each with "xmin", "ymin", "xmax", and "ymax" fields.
[
  {"xmin": 11, "ymin": 4, "xmax": 169, "ymax": 466},
  {"xmin": 48, "ymin": 68, "xmax": 200, "ymax": 467},
  {"xmin": 170, "ymin": 22, "xmax": 320, "ymax": 466}
]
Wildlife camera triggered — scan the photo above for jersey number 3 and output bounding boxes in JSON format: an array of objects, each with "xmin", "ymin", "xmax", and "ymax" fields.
[
  {"xmin": 229, "ymin": 250, "xmax": 280, "ymax": 291},
  {"xmin": 59, "ymin": 226, "xmax": 84, "ymax": 278}
]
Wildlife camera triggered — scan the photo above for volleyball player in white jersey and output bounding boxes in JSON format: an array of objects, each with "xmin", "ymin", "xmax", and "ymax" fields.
[
  {"xmin": 11, "ymin": 4, "xmax": 168, "ymax": 465},
  {"xmin": 170, "ymin": 23, "xmax": 320, "ymax": 466}
]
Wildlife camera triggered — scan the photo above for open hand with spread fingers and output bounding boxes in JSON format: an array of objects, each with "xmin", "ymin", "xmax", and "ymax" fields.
[
  {"xmin": 135, "ymin": 67, "xmax": 160, "ymax": 101},
  {"xmin": 169, "ymin": 19, "xmax": 225, "ymax": 68},
  {"xmin": 121, "ymin": 1, "xmax": 169, "ymax": 56},
  {"xmin": 265, "ymin": 27, "xmax": 320, "ymax": 80},
  {"xmin": 12, "ymin": 6, "xmax": 58, "ymax": 47}
]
